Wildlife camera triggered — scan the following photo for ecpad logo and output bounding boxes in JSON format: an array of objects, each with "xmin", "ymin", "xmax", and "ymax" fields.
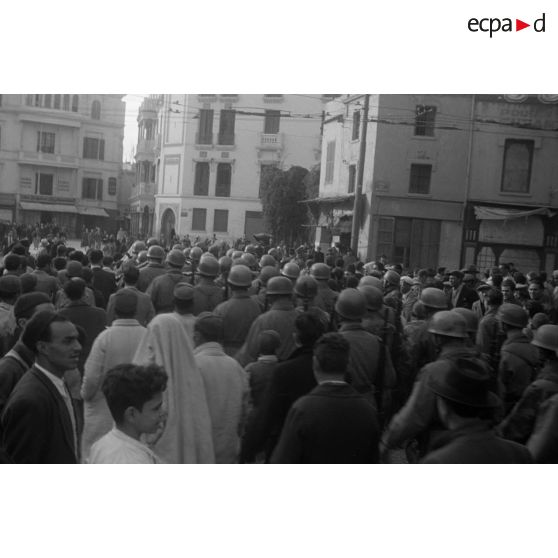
[{"xmin": 468, "ymin": 13, "xmax": 546, "ymax": 37}]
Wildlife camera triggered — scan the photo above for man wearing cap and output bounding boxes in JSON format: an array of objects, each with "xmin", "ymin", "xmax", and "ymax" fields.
[
  {"xmin": 449, "ymin": 270, "xmax": 478, "ymax": 310},
  {"xmin": 192, "ymin": 257, "xmax": 224, "ymax": 315},
  {"xmin": 309, "ymin": 263, "xmax": 338, "ymax": 315},
  {"xmin": 80, "ymin": 290, "xmax": 146, "ymax": 461},
  {"xmin": 213, "ymin": 265, "xmax": 262, "ymax": 357},
  {"xmin": 1, "ymin": 311, "xmax": 82, "ymax": 463},
  {"xmin": 193, "ymin": 312, "xmax": 248, "ymax": 464},
  {"xmin": 136, "ymin": 245, "xmax": 166, "ymax": 292},
  {"xmin": 476, "ymin": 288, "xmax": 504, "ymax": 371},
  {"xmin": 383, "ymin": 311, "xmax": 486, "ymax": 461},
  {"xmin": 89, "ymin": 249, "xmax": 117, "ymax": 310},
  {"xmin": 421, "ymin": 359, "xmax": 532, "ymax": 464},
  {"xmin": 0, "ymin": 276, "xmax": 20, "ymax": 357},
  {"xmin": 171, "ymin": 283, "xmax": 196, "ymax": 341},
  {"xmin": 31, "ymin": 253, "xmax": 60, "ymax": 301},
  {"xmin": 383, "ymin": 270, "xmax": 402, "ymax": 319},
  {"xmin": 147, "ymin": 250, "xmax": 188, "ymax": 314},
  {"xmin": 0, "ymin": 292, "xmax": 54, "ymax": 415},
  {"xmin": 472, "ymin": 283, "xmax": 490, "ymax": 321},
  {"xmin": 54, "ymin": 261, "xmax": 96, "ymax": 309}
]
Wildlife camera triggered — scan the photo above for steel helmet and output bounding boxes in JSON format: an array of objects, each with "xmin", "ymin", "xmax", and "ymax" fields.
[
  {"xmin": 259, "ymin": 254, "xmax": 277, "ymax": 269},
  {"xmin": 531, "ymin": 324, "xmax": 558, "ymax": 351},
  {"xmin": 244, "ymin": 244, "xmax": 258, "ymax": 255},
  {"xmin": 147, "ymin": 245, "xmax": 165, "ymax": 261},
  {"xmin": 198, "ymin": 257, "xmax": 220, "ymax": 277},
  {"xmin": 172, "ymin": 243, "xmax": 183, "ymax": 251},
  {"xmin": 294, "ymin": 275, "xmax": 319, "ymax": 299},
  {"xmin": 427, "ymin": 310, "xmax": 468, "ymax": 339},
  {"xmin": 281, "ymin": 262, "xmax": 301, "ymax": 280},
  {"xmin": 166, "ymin": 250, "xmax": 186, "ymax": 268},
  {"xmin": 226, "ymin": 248, "xmax": 235, "ymax": 258},
  {"xmin": 208, "ymin": 244, "xmax": 220, "ymax": 258},
  {"xmin": 147, "ymin": 237, "xmax": 159, "ymax": 247},
  {"xmin": 452, "ymin": 307, "xmax": 479, "ymax": 334},
  {"xmin": 218, "ymin": 256, "xmax": 232, "ymax": 274},
  {"xmin": 259, "ymin": 265, "xmax": 280, "ymax": 286},
  {"xmin": 420, "ymin": 287, "xmax": 448, "ymax": 310},
  {"xmin": 359, "ymin": 276, "xmax": 384, "ymax": 290},
  {"xmin": 132, "ymin": 240, "xmax": 147, "ymax": 254},
  {"xmin": 240, "ymin": 253, "xmax": 257, "ymax": 269},
  {"xmin": 384, "ymin": 270, "xmax": 401, "ymax": 286},
  {"xmin": 183, "ymin": 247, "xmax": 191, "ymax": 258},
  {"xmin": 335, "ymin": 288, "xmax": 367, "ymax": 321},
  {"xmin": 497, "ymin": 303, "xmax": 528, "ymax": 329},
  {"xmin": 310, "ymin": 263, "xmax": 331, "ymax": 281},
  {"xmin": 232, "ymin": 250, "xmax": 244, "ymax": 260},
  {"xmin": 190, "ymin": 246, "xmax": 203, "ymax": 262},
  {"xmin": 137, "ymin": 250, "xmax": 148, "ymax": 264},
  {"xmin": 357, "ymin": 285, "xmax": 384, "ymax": 312},
  {"xmin": 266, "ymin": 276, "xmax": 293, "ymax": 296},
  {"xmin": 227, "ymin": 265, "xmax": 253, "ymax": 287}
]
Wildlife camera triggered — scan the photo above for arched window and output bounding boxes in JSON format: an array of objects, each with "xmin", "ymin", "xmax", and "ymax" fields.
[
  {"xmin": 91, "ymin": 100, "xmax": 101, "ymax": 120},
  {"xmin": 63, "ymin": 95, "xmax": 70, "ymax": 111},
  {"xmin": 72, "ymin": 95, "xmax": 79, "ymax": 112}
]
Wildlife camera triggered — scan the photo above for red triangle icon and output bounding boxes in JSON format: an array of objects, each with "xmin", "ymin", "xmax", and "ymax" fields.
[{"xmin": 516, "ymin": 19, "xmax": 530, "ymax": 31}]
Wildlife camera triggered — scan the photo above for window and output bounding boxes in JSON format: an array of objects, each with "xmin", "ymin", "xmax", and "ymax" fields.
[
  {"xmin": 91, "ymin": 100, "xmax": 101, "ymax": 120},
  {"xmin": 501, "ymin": 139, "xmax": 534, "ymax": 193},
  {"xmin": 72, "ymin": 95, "xmax": 79, "ymax": 112},
  {"xmin": 37, "ymin": 131, "xmax": 55, "ymax": 154},
  {"xmin": 192, "ymin": 208, "xmax": 207, "ymax": 230},
  {"xmin": 108, "ymin": 177, "xmax": 117, "ymax": 196},
  {"xmin": 325, "ymin": 141, "xmax": 336, "ymax": 184},
  {"xmin": 82, "ymin": 178, "xmax": 103, "ymax": 200},
  {"xmin": 83, "ymin": 137, "xmax": 105, "ymax": 160},
  {"xmin": 26, "ymin": 95, "xmax": 33, "ymax": 106},
  {"xmin": 44, "ymin": 95, "xmax": 52, "ymax": 108},
  {"xmin": 264, "ymin": 110, "xmax": 280, "ymax": 134},
  {"xmin": 409, "ymin": 163, "xmax": 432, "ymax": 194},
  {"xmin": 194, "ymin": 162, "xmax": 209, "ymax": 195},
  {"xmin": 63, "ymin": 95, "xmax": 70, "ymax": 111},
  {"xmin": 215, "ymin": 163, "xmax": 231, "ymax": 197},
  {"xmin": 348, "ymin": 164, "xmax": 357, "ymax": 193},
  {"xmin": 198, "ymin": 109, "xmax": 213, "ymax": 144},
  {"xmin": 218, "ymin": 109, "xmax": 235, "ymax": 145},
  {"xmin": 34, "ymin": 95, "xmax": 41, "ymax": 107},
  {"xmin": 352, "ymin": 110, "xmax": 361, "ymax": 140},
  {"xmin": 54, "ymin": 95, "xmax": 61, "ymax": 109},
  {"xmin": 414, "ymin": 105, "xmax": 436, "ymax": 136},
  {"xmin": 214, "ymin": 209, "xmax": 228, "ymax": 232},
  {"xmin": 35, "ymin": 173, "xmax": 54, "ymax": 195}
]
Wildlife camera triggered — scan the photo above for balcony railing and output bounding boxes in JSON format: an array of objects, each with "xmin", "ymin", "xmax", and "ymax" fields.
[
  {"xmin": 195, "ymin": 132, "xmax": 213, "ymax": 146},
  {"xmin": 259, "ymin": 133, "xmax": 282, "ymax": 149},
  {"xmin": 217, "ymin": 133, "xmax": 235, "ymax": 146}
]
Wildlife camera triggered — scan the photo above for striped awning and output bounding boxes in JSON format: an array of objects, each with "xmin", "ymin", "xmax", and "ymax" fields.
[
  {"xmin": 20, "ymin": 201, "xmax": 78, "ymax": 214},
  {"xmin": 77, "ymin": 207, "xmax": 109, "ymax": 217}
]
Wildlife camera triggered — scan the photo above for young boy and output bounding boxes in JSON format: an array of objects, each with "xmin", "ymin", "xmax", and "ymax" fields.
[{"xmin": 88, "ymin": 363, "xmax": 168, "ymax": 464}]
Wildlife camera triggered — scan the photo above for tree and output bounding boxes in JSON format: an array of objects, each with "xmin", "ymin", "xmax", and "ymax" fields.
[{"xmin": 260, "ymin": 165, "xmax": 309, "ymax": 245}]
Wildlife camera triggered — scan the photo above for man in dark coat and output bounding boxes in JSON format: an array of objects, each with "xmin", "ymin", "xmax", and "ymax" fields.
[
  {"xmin": 449, "ymin": 270, "xmax": 479, "ymax": 310},
  {"xmin": 89, "ymin": 249, "xmax": 116, "ymax": 310},
  {"xmin": 421, "ymin": 358, "xmax": 532, "ymax": 464},
  {"xmin": 271, "ymin": 332, "xmax": 380, "ymax": 464},
  {"xmin": 1, "ymin": 311, "xmax": 82, "ymax": 463}
]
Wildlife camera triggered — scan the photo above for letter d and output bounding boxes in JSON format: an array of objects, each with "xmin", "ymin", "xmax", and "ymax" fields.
[{"xmin": 534, "ymin": 13, "xmax": 545, "ymax": 32}]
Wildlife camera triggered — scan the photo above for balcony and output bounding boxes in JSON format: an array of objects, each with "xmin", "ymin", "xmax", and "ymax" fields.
[
  {"xmin": 137, "ymin": 138, "xmax": 157, "ymax": 156},
  {"xmin": 217, "ymin": 133, "xmax": 235, "ymax": 147},
  {"xmin": 18, "ymin": 151, "xmax": 79, "ymax": 168},
  {"xmin": 195, "ymin": 132, "xmax": 213, "ymax": 146},
  {"xmin": 259, "ymin": 133, "xmax": 283, "ymax": 150}
]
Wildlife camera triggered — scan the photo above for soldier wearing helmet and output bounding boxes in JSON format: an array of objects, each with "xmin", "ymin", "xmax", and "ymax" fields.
[
  {"xmin": 192, "ymin": 256, "xmax": 224, "ymax": 315},
  {"xmin": 236, "ymin": 276, "xmax": 299, "ymax": 367},
  {"xmin": 382, "ymin": 310, "xmax": 486, "ymax": 461},
  {"xmin": 281, "ymin": 262, "xmax": 300, "ymax": 286},
  {"xmin": 146, "ymin": 250, "xmax": 188, "ymax": 314},
  {"xmin": 310, "ymin": 262, "xmax": 338, "ymax": 315},
  {"xmin": 383, "ymin": 269, "xmax": 402, "ymax": 319},
  {"xmin": 496, "ymin": 303, "xmax": 539, "ymax": 414},
  {"xmin": 452, "ymin": 307, "xmax": 479, "ymax": 348},
  {"xmin": 251, "ymin": 266, "xmax": 280, "ymax": 312},
  {"xmin": 136, "ymin": 245, "xmax": 166, "ymax": 292},
  {"xmin": 335, "ymin": 289, "xmax": 393, "ymax": 412},
  {"xmin": 499, "ymin": 324, "xmax": 558, "ymax": 445},
  {"xmin": 293, "ymin": 275, "xmax": 330, "ymax": 330},
  {"xmin": 213, "ymin": 265, "xmax": 262, "ymax": 357},
  {"xmin": 476, "ymin": 288, "xmax": 504, "ymax": 368}
]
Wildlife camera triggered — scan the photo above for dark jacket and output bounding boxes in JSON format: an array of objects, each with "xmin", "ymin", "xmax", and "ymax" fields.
[
  {"xmin": 421, "ymin": 423, "xmax": 533, "ymax": 464},
  {"xmin": 1, "ymin": 366, "xmax": 78, "ymax": 463},
  {"xmin": 0, "ymin": 341, "xmax": 35, "ymax": 416},
  {"xmin": 147, "ymin": 269, "xmax": 188, "ymax": 314},
  {"xmin": 192, "ymin": 281, "xmax": 224, "ymax": 315},
  {"xmin": 452, "ymin": 284, "xmax": 479, "ymax": 310},
  {"xmin": 106, "ymin": 286, "xmax": 155, "ymax": 326},
  {"xmin": 270, "ymin": 382, "xmax": 380, "ymax": 464},
  {"xmin": 91, "ymin": 267, "xmax": 117, "ymax": 310},
  {"xmin": 527, "ymin": 393, "xmax": 558, "ymax": 463},
  {"xmin": 136, "ymin": 263, "xmax": 166, "ymax": 292}
]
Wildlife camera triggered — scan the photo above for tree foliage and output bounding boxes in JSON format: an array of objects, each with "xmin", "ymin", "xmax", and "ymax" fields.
[{"xmin": 260, "ymin": 165, "xmax": 309, "ymax": 245}]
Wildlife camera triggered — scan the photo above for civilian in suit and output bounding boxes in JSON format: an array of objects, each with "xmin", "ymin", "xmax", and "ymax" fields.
[
  {"xmin": 1, "ymin": 311, "xmax": 82, "ymax": 463},
  {"xmin": 89, "ymin": 250, "xmax": 117, "ymax": 310},
  {"xmin": 449, "ymin": 270, "xmax": 479, "ymax": 310},
  {"xmin": 271, "ymin": 332, "xmax": 380, "ymax": 464}
]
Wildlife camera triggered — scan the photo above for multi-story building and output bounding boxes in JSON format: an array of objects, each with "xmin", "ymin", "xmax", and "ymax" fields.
[
  {"xmin": 313, "ymin": 94, "xmax": 558, "ymax": 274},
  {"xmin": 0, "ymin": 94, "xmax": 125, "ymax": 235},
  {"xmin": 153, "ymin": 94, "xmax": 326, "ymax": 246},
  {"xmin": 130, "ymin": 95, "xmax": 163, "ymax": 238}
]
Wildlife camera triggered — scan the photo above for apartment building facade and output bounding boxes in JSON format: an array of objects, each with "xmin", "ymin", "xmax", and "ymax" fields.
[{"xmin": 0, "ymin": 94, "xmax": 125, "ymax": 234}]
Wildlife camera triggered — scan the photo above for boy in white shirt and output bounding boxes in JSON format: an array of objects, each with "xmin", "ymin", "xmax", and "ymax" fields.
[{"xmin": 89, "ymin": 363, "xmax": 168, "ymax": 464}]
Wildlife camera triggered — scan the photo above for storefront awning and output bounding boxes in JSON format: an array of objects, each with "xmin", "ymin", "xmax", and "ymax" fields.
[
  {"xmin": 20, "ymin": 201, "xmax": 78, "ymax": 214},
  {"xmin": 78, "ymin": 207, "xmax": 109, "ymax": 217},
  {"xmin": 474, "ymin": 206, "xmax": 555, "ymax": 220},
  {"xmin": 299, "ymin": 194, "xmax": 355, "ymax": 205}
]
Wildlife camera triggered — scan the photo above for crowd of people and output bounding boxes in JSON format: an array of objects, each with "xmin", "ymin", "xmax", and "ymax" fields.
[{"xmin": 0, "ymin": 234, "xmax": 555, "ymax": 464}]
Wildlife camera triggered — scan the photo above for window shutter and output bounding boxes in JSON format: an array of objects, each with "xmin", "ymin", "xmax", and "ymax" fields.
[
  {"xmin": 83, "ymin": 139, "xmax": 87, "ymax": 158},
  {"xmin": 99, "ymin": 139, "xmax": 105, "ymax": 160},
  {"xmin": 37, "ymin": 132, "xmax": 41, "ymax": 152}
]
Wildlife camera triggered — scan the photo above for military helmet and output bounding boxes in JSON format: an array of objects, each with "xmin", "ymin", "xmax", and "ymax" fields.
[
  {"xmin": 232, "ymin": 250, "xmax": 244, "ymax": 260},
  {"xmin": 259, "ymin": 265, "xmax": 280, "ymax": 286},
  {"xmin": 172, "ymin": 243, "xmax": 183, "ymax": 251},
  {"xmin": 294, "ymin": 275, "xmax": 319, "ymax": 299},
  {"xmin": 357, "ymin": 285, "xmax": 384, "ymax": 312},
  {"xmin": 384, "ymin": 270, "xmax": 401, "ymax": 286},
  {"xmin": 259, "ymin": 254, "xmax": 277, "ymax": 269},
  {"xmin": 240, "ymin": 252, "xmax": 257, "ymax": 269},
  {"xmin": 310, "ymin": 262, "xmax": 331, "ymax": 281},
  {"xmin": 531, "ymin": 324, "xmax": 558, "ymax": 352},
  {"xmin": 359, "ymin": 276, "xmax": 384, "ymax": 290},
  {"xmin": 427, "ymin": 310, "xmax": 468, "ymax": 339},
  {"xmin": 218, "ymin": 256, "xmax": 233, "ymax": 274},
  {"xmin": 147, "ymin": 237, "xmax": 159, "ymax": 247},
  {"xmin": 244, "ymin": 244, "xmax": 258, "ymax": 255},
  {"xmin": 147, "ymin": 245, "xmax": 165, "ymax": 261},
  {"xmin": 132, "ymin": 240, "xmax": 147, "ymax": 254},
  {"xmin": 335, "ymin": 288, "xmax": 367, "ymax": 321},
  {"xmin": 266, "ymin": 276, "xmax": 293, "ymax": 296},
  {"xmin": 281, "ymin": 262, "xmax": 301, "ymax": 280},
  {"xmin": 137, "ymin": 250, "xmax": 148, "ymax": 264},
  {"xmin": 190, "ymin": 246, "xmax": 203, "ymax": 262},
  {"xmin": 198, "ymin": 257, "xmax": 219, "ymax": 277},
  {"xmin": 166, "ymin": 250, "xmax": 186, "ymax": 268},
  {"xmin": 452, "ymin": 307, "xmax": 479, "ymax": 334},
  {"xmin": 227, "ymin": 264, "xmax": 253, "ymax": 287},
  {"xmin": 497, "ymin": 303, "xmax": 528, "ymax": 329},
  {"xmin": 420, "ymin": 287, "xmax": 448, "ymax": 310}
]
